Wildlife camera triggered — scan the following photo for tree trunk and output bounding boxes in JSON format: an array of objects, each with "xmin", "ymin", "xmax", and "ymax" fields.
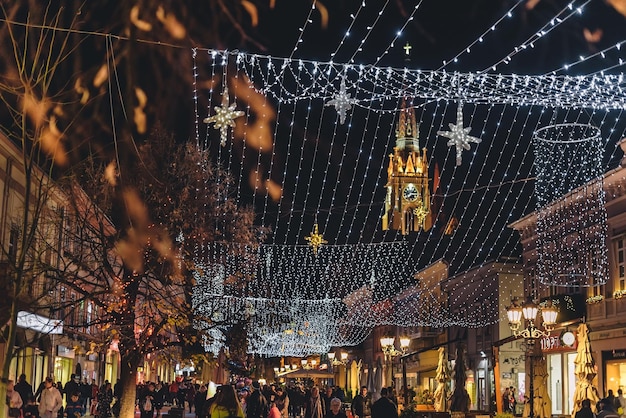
[
  {"xmin": 118, "ymin": 356, "xmax": 140, "ymax": 418},
  {"xmin": 1, "ymin": 281, "xmax": 19, "ymax": 418}
]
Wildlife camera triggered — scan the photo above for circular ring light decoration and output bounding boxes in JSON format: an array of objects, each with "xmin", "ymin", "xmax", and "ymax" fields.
[{"xmin": 533, "ymin": 123, "xmax": 608, "ymax": 287}]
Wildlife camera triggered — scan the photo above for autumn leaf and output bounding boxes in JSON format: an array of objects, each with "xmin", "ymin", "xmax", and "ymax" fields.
[
  {"xmin": 607, "ymin": 0, "xmax": 626, "ymax": 17},
  {"xmin": 241, "ymin": 1, "xmax": 259, "ymax": 27},
  {"xmin": 130, "ymin": 5, "xmax": 152, "ymax": 31},
  {"xmin": 156, "ymin": 6, "xmax": 186, "ymax": 39},
  {"xmin": 315, "ymin": 1, "xmax": 329, "ymax": 29}
]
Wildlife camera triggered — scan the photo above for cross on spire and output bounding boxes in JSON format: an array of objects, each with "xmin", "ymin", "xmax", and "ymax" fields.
[{"xmin": 403, "ymin": 42, "xmax": 412, "ymax": 56}]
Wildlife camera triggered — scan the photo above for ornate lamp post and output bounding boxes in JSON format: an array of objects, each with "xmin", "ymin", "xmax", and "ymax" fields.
[
  {"xmin": 380, "ymin": 336, "xmax": 410, "ymax": 388},
  {"xmin": 506, "ymin": 297, "xmax": 558, "ymax": 418},
  {"xmin": 328, "ymin": 351, "xmax": 349, "ymax": 390}
]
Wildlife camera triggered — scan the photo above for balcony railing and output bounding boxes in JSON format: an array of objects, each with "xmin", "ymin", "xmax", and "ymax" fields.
[{"xmin": 586, "ymin": 295, "xmax": 626, "ymax": 321}]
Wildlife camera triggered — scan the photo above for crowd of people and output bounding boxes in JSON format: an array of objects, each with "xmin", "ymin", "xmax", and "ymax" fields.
[
  {"xmin": 23, "ymin": 375, "xmax": 626, "ymax": 418},
  {"xmin": 574, "ymin": 389, "xmax": 626, "ymax": 418},
  {"xmin": 178, "ymin": 380, "xmax": 400, "ymax": 418}
]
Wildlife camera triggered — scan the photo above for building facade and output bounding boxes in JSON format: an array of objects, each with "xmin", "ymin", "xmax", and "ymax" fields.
[
  {"xmin": 510, "ymin": 149, "xmax": 626, "ymax": 415},
  {"xmin": 0, "ymin": 134, "xmax": 117, "ymax": 390}
]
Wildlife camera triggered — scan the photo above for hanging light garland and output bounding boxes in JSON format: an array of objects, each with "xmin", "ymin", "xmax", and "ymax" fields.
[{"xmin": 533, "ymin": 123, "xmax": 609, "ymax": 287}]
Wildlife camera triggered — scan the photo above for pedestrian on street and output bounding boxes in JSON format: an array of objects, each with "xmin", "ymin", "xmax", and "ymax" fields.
[
  {"xmin": 267, "ymin": 399, "xmax": 282, "ymax": 418},
  {"xmin": 81, "ymin": 379, "xmax": 91, "ymax": 413},
  {"xmin": 370, "ymin": 387, "xmax": 397, "ymax": 418},
  {"xmin": 351, "ymin": 386, "xmax": 371, "ymax": 418},
  {"xmin": 275, "ymin": 386, "xmax": 290, "ymax": 418},
  {"xmin": 209, "ymin": 384, "xmax": 244, "ymax": 418},
  {"xmin": 615, "ymin": 388, "xmax": 626, "ymax": 418},
  {"xmin": 598, "ymin": 400, "xmax": 620, "ymax": 418},
  {"xmin": 97, "ymin": 382, "xmax": 113, "ymax": 418},
  {"xmin": 65, "ymin": 392, "xmax": 85, "ymax": 418},
  {"xmin": 154, "ymin": 382, "xmax": 166, "ymax": 418},
  {"xmin": 7, "ymin": 380, "xmax": 24, "ymax": 418},
  {"xmin": 63, "ymin": 375, "xmax": 82, "ymax": 406},
  {"xmin": 15, "ymin": 374, "xmax": 34, "ymax": 408},
  {"xmin": 304, "ymin": 386, "xmax": 325, "ymax": 418},
  {"xmin": 575, "ymin": 399, "xmax": 595, "ymax": 418},
  {"xmin": 194, "ymin": 385, "xmax": 208, "ymax": 418},
  {"xmin": 139, "ymin": 382, "xmax": 157, "ymax": 418},
  {"xmin": 324, "ymin": 398, "xmax": 347, "ymax": 418},
  {"xmin": 23, "ymin": 395, "xmax": 40, "ymax": 418},
  {"xmin": 245, "ymin": 381, "xmax": 268, "ymax": 418},
  {"xmin": 38, "ymin": 377, "xmax": 63, "ymax": 418}
]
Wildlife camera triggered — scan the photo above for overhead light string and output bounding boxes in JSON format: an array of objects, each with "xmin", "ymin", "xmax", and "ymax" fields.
[
  {"xmin": 479, "ymin": 0, "xmax": 591, "ymax": 74},
  {"xmin": 328, "ymin": 0, "xmax": 367, "ymax": 63},
  {"xmin": 437, "ymin": 0, "xmax": 525, "ymax": 71},
  {"xmin": 369, "ymin": 1, "xmax": 423, "ymax": 68},
  {"xmin": 547, "ymin": 40, "xmax": 626, "ymax": 75},
  {"xmin": 344, "ymin": 0, "xmax": 392, "ymax": 66}
]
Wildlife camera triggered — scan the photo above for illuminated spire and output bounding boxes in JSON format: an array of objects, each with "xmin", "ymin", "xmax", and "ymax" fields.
[{"xmin": 395, "ymin": 98, "xmax": 419, "ymax": 151}]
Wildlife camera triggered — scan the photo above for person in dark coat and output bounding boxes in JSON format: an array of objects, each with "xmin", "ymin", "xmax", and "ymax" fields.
[
  {"xmin": 193, "ymin": 385, "xmax": 207, "ymax": 418},
  {"xmin": 65, "ymin": 392, "xmax": 85, "ymax": 418},
  {"xmin": 138, "ymin": 382, "xmax": 157, "ymax": 418},
  {"xmin": 23, "ymin": 395, "xmax": 40, "ymax": 418},
  {"xmin": 575, "ymin": 399, "xmax": 595, "ymax": 418},
  {"xmin": 370, "ymin": 387, "xmax": 397, "ymax": 418},
  {"xmin": 351, "ymin": 386, "xmax": 371, "ymax": 418},
  {"xmin": 322, "ymin": 387, "xmax": 334, "ymax": 415},
  {"xmin": 246, "ymin": 381, "xmax": 268, "ymax": 418},
  {"xmin": 97, "ymin": 382, "xmax": 113, "ymax": 418},
  {"xmin": 324, "ymin": 397, "xmax": 347, "ymax": 418},
  {"xmin": 598, "ymin": 400, "xmax": 620, "ymax": 418},
  {"xmin": 154, "ymin": 382, "xmax": 166, "ymax": 418},
  {"xmin": 15, "ymin": 374, "xmax": 34, "ymax": 408},
  {"xmin": 63, "ymin": 375, "xmax": 81, "ymax": 405},
  {"xmin": 304, "ymin": 386, "xmax": 325, "ymax": 418}
]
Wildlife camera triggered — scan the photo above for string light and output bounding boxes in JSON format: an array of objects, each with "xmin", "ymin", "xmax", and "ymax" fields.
[{"xmin": 188, "ymin": 2, "xmax": 626, "ymax": 356}]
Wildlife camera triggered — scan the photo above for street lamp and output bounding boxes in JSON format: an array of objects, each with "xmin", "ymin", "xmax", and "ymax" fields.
[
  {"xmin": 301, "ymin": 358, "xmax": 318, "ymax": 370},
  {"xmin": 328, "ymin": 351, "xmax": 350, "ymax": 395},
  {"xmin": 328, "ymin": 351, "xmax": 349, "ymax": 366},
  {"xmin": 380, "ymin": 336, "xmax": 410, "ymax": 388},
  {"xmin": 506, "ymin": 297, "xmax": 558, "ymax": 418}
]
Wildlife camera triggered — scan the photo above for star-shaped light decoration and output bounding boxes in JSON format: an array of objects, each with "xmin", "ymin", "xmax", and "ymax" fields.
[
  {"xmin": 437, "ymin": 103, "xmax": 482, "ymax": 166},
  {"xmin": 305, "ymin": 223, "xmax": 328, "ymax": 255},
  {"xmin": 325, "ymin": 78, "xmax": 353, "ymax": 124},
  {"xmin": 413, "ymin": 205, "xmax": 429, "ymax": 227},
  {"xmin": 203, "ymin": 85, "xmax": 244, "ymax": 146}
]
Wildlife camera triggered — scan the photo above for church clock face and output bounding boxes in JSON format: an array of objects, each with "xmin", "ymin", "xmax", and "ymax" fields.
[{"xmin": 402, "ymin": 183, "xmax": 419, "ymax": 202}]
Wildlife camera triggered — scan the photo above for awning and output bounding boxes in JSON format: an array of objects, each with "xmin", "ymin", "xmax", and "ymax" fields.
[{"xmin": 277, "ymin": 368, "xmax": 335, "ymax": 379}]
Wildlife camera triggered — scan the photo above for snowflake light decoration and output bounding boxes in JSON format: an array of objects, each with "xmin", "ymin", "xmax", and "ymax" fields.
[
  {"xmin": 203, "ymin": 85, "xmax": 244, "ymax": 146},
  {"xmin": 325, "ymin": 78, "xmax": 353, "ymax": 124},
  {"xmin": 437, "ymin": 104, "xmax": 482, "ymax": 166}
]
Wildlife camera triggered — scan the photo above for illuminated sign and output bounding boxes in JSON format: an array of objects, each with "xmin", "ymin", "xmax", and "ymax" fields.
[
  {"xmin": 540, "ymin": 331, "xmax": 577, "ymax": 352},
  {"xmin": 16, "ymin": 311, "xmax": 63, "ymax": 334}
]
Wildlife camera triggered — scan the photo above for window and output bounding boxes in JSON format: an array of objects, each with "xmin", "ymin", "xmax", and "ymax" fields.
[
  {"xmin": 86, "ymin": 301, "xmax": 93, "ymax": 334},
  {"xmin": 615, "ymin": 236, "xmax": 626, "ymax": 292},
  {"xmin": 8, "ymin": 225, "xmax": 19, "ymax": 261}
]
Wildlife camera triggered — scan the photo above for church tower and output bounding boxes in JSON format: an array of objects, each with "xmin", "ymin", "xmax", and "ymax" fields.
[{"xmin": 382, "ymin": 99, "xmax": 432, "ymax": 235}]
